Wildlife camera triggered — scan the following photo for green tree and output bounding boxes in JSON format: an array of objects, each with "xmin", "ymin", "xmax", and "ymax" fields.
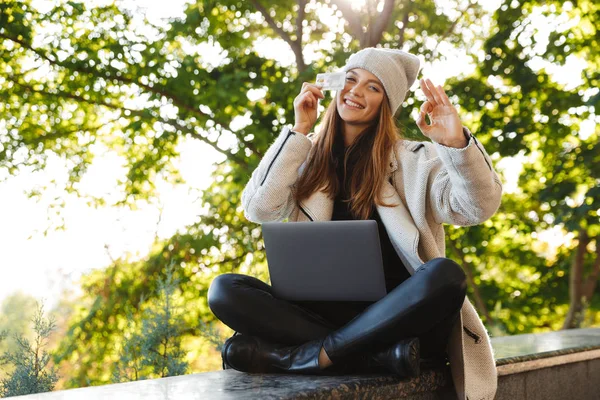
[
  {"xmin": 1, "ymin": 0, "xmax": 491, "ymax": 387},
  {"xmin": 449, "ymin": 0, "xmax": 599, "ymax": 331},
  {"xmin": 1, "ymin": 0, "xmax": 598, "ymax": 388},
  {"xmin": 112, "ymin": 262, "xmax": 188, "ymax": 382},
  {"xmin": 0, "ymin": 303, "xmax": 59, "ymax": 397}
]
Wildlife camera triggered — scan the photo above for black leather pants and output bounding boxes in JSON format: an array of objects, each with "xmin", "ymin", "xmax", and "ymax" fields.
[{"xmin": 208, "ymin": 257, "xmax": 467, "ymax": 364}]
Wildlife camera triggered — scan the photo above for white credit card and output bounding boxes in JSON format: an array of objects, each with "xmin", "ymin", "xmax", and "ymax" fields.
[{"xmin": 315, "ymin": 72, "xmax": 345, "ymax": 91}]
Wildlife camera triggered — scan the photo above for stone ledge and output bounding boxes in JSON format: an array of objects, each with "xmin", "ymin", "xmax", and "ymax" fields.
[
  {"xmin": 492, "ymin": 327, "xmax": 600, "ymax": 400},
  {"xmin": 9, "ymin": 328, "xmax": 600, "ymax": 400},
  {"xmin": 497, "ymin": 348, "xmax": 600, "ymax": 376},
  {"xmin": 492, "ymin": 326, "xmax": 600, "ymax": 366},
  {"xmin": 495, "ymin": 354, "xmax": 600, "ymax": 400},
  {"xmin": 9, "ymin": 367, "xmax": 456, "ymax": 400}
]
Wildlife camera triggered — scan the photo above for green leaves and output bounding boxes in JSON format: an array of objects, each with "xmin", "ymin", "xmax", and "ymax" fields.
[
  {"xmin": 455, "ymin": 0, "xmax": 600, "ymax": 331},
  {"xmin": 1, "ymin": 0, "xmax": 599, "ymax": 388}
]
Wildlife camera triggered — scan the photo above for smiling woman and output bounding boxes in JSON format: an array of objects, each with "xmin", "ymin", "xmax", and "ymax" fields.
[
  {"xmin": 209, "ymin": 46, "xmax": 504, "ymax": 400},
  {"xmin": 291, "ymin": 48, "xmax": 423, "ymax": 221}
]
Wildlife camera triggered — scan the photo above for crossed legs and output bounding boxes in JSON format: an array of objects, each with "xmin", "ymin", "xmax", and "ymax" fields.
[{"xmin": 207, "ymin": 257, "xmax": 467, "ymax": 370}]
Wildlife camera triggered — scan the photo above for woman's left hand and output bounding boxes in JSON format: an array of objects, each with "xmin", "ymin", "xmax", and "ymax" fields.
[{"xmin": 416, "ymin": 78, "xmax": 467, "ymax": 148}]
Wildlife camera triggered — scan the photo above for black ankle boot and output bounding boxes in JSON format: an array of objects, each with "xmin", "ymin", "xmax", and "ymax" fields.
[
  {"xmin": 222, "ymin": 334, "xmax": 332, "ymax": 375},
  {"xmin": 368, "ymin": 337, "xmax": 420, "ymax": 377},
  {"xmin": 222, "ymin": 332, "xmax": 241, "ymax": 370}
]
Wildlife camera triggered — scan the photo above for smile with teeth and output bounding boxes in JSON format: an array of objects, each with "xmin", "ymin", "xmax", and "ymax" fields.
[{"xmin": 344, "ymin": 98, "xmax": 365, "ymax": 109}]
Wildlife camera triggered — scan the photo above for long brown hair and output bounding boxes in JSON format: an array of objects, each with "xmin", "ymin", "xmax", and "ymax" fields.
[{"xmin": 294, "ymin": 94, "xmax": 402, "ymax": 220}]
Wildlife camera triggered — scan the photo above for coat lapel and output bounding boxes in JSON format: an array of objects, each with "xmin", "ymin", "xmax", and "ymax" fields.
[
  {"xmin": 298, "ymin": 188, "xmax": 333, "ymax": 221},
  {"xmin": 376, "ymin": 179, "xmax": 424, "ymax": 272}
]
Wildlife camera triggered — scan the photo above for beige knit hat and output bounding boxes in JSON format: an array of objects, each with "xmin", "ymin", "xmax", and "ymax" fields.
[{"xmin": 342, "ymin": 48, "xmax": 421, "ymax": 115}]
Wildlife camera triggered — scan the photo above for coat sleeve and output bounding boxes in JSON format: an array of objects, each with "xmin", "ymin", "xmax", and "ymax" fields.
[
  {"xmin": 427, "ymin": 126, "xmax": 503, "ymax": 226},
  {"xmin": 241, "ymin": 126, "xmax": 313, "ymax": 223}
]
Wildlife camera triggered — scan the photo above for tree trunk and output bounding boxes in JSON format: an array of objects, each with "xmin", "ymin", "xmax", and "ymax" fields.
[
  {"xmin": 562, "ymin": 229, "xmax": 590, "ymax": 329},
  {"xmin": 447, "ymin": 239, "xmax": 494, "ymax": 326},
  {"xmin": 332, "ymin": 0, "xmax": 396, "ymax": 49},
  {"xmin": 583, "ymin": 238, "xmax": 600, "ymax": 301},
  {"xmin": 364, "ymin": 0, "xmax": 395, "ymax": 48},
  {"xmin": 250, "ymin": 0, "xmax": 306, "ymax": 72}
]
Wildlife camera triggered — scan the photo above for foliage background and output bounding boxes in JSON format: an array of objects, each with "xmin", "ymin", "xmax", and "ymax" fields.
[{"xmin": 0, "ymin": 0, "xmax": 598, "ymax": 391}]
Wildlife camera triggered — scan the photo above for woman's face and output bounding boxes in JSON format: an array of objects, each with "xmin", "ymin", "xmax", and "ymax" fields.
[{"xmin": 336, "ymin": 68, "xmax": 385, "ymax": 126}]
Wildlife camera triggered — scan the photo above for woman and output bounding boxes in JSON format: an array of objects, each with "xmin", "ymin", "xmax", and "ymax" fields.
[{"xmin": 208, "ymin": 48, "xmax": 502, "ymax": 400}]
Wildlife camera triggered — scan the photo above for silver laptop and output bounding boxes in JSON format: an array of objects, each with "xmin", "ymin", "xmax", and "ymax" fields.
[{"xmin": 261, "ymin": 220, "xmax": 387, "ymax": 301}]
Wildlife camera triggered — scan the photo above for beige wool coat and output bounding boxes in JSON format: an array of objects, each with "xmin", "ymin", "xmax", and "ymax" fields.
[{"xmin": 241, "ymin": 125, "xmax": 503, "ymax": 400}]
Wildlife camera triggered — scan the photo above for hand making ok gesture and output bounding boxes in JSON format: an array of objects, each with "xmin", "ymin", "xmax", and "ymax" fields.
[{"xmin": 416, "ymin": 78, "xmax": 468, "ymax": 148}]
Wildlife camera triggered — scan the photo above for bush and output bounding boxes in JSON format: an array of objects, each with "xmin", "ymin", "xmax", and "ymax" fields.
[
  {"xmin": 112, "ymin": 262, "xmax": 188, "ymax": 382},
  {"xmin": 0, "ymin": 303, "xmax": 58, "ymax": 397}
]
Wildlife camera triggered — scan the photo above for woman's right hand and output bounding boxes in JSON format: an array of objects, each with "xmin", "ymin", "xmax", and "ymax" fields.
[{"xmin": 292, "ymin": 82, "xmax": 324, "ymax": 135}]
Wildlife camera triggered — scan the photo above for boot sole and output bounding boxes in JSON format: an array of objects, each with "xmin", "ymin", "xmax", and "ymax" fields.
[
  {"xmin": 402, "ymin": 337, "xmax": 420, "ymax": 377},
  {"xmin": 368, "ymin": 337, "xmax": 421, "ymax": 378}
]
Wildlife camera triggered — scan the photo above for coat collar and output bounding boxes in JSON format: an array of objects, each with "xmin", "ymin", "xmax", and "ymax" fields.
[{"xmin": 386, "ymin": 138, "xmax": 425, "ymax": 174}]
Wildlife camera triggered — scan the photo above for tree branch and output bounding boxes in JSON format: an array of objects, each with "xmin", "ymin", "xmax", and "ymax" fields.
[
  {"xmin": 368, "ymin": 0, "xmax": 395, "ymax": 47},
  {"xmin": 204, "ymin": 252, "xmax": 251, "ymax": 274},
  {"xmin": 432, "ymin": 1, "xmax": 476, "ymax": 57},
  {"xmin": 2, "ymin": 33, "xmax": 261, "ymax": 159},
  {"xmin": 294, "ymin": 0, "xmax": 307, "ymax": 72},
  {"xmin": 11, "ymin": 80, "xmax": 125, "ymax": 112},
  {"xmin": 1, "ymin": 116, "xmax": 119, "ymax": 157},
  {"xmin": 296, "ymin": 0, "xmax": 306, "ymax": 45},
  {"xmin": 103, "ymin": 244, "xmax": 117, "ymax": 264},
  {"xmin": 154, "ymin": 205, "xmax": 165, "ymax": 242},
  {"xmin": 11, "ymin": 81, "xmax": 250, "ymax": 168},
  {"xmin": 1, "ymin": 32, "xmax": 57, "ymax": 64},
  {"xmin": 157, "ymin": 117, "xmax": 251, "ymax": 169},
  {"xmin": 249, "ymin": 0, "xmax": 306, "ymax": 71},
  {"xmin": 249, "ymin": 0, "xmax": 293, "ymax": 46},
  {"xmin": 398, "ymin": 5, "xmax": 410, "ymax": 48},
  {"xmin": 3, "ymin": 33, "xmax": 207, "ymax": 121},
  {"xmin": 330, "ymin": 0, "xmax": 365, "ymax": 45}
]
